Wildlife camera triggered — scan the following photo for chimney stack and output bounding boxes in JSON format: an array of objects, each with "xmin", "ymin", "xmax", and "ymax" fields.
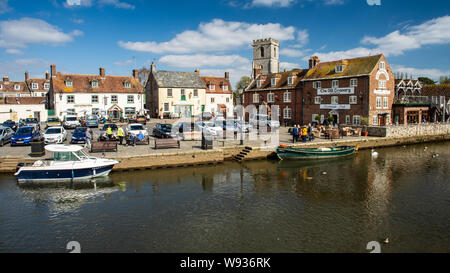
[
  {"xmin": 25, "ymin": 72, "xmax": 29, "ymax": 81},
  {"xmin": 225, "ymin": 72, "xmax": 229, "ymax": 79},
  {"xmin": 100, "ymin": 67, "xmax": 105, "ymax": 77},
  {"xmin": 308, "ymin": 56, "xmax": 320, "ymax": 69},
  {"xmin": 151, "ymin": 62, "xmax": 156, "ymax": 73},
  {"xmin": 252, "ymin": 65, "xmax": 262, "ymax": 79},
  {"xmin": 133, "ymin": 69, "xmax": 139, "ymax": 80},
  {"xmin": 3, "ymin": 76, "xmax": 9, "ymax": 82},
  {"xmin": 45, "ymin": 71, "xmax": 49, "ymax": 80},
  {"xmin": 195, "ymin": 68, "xmax": 200, "ymax": 75},
  {"xmin": 50, "ymin": 64, "xmax": 56, "ymax": 78}
]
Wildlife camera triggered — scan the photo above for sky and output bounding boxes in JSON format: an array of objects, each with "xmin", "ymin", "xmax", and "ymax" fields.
[{"xmin": 0, "ymin": 0, "xmax": 449, "ymax": 87}]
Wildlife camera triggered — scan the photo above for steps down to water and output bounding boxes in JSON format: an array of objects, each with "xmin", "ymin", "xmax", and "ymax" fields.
[{"xmin": 234, "ymin": 146, "xmax": 253, "ymax": 162}]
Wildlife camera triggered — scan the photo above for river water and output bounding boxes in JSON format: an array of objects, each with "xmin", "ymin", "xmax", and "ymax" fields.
[{"xmin": 0, "ymin": 142, "xmax": 449, "ymax": 253}]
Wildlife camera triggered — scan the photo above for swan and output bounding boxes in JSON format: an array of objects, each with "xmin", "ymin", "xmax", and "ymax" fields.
[
  {"xmin": 371, "ymin": 149, "xmax": 378, "ymax": 158},
  {"xmin": 383, "ymin": 238, "xmax": 390, "ymax": 244}
]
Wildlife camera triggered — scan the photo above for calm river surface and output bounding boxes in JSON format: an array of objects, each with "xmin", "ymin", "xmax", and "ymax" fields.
[{"xmin": 0, "ymin": 142, "xmax": 449, "ymax": 253}]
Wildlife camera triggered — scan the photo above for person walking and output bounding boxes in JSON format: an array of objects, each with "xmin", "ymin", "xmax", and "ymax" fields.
[
  {"xmin": 106, "ymin": 125, "xmax": 113, "ymax": 140},
  {"xmin": 85, "ymin": 128, "xmax": 92, "ymax": 149},
  {"xmin": 307, "ymin": 123, "xmax": 313, "ymax": 142},
  {"xmin": 292, "ymin": 125, "xmax": 298, "ymax": 143},
  {"xmin": 117, "ymin": 126, "xmax": 125, "ymax": 145},
  {"xmin": 302, "ymin": 126, "xmax": 307, "ymax": 142}
]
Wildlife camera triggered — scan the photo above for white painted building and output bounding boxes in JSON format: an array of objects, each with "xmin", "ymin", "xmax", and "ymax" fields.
[
  {"xmin": 48, "ymin": 65, "xmax": 144, "ymax": 120},
  {"xmin": 201, "ymin": 73, "xmax": 234, "ymax": 118},
  {"xmin": 0, "ymin": 97, "xmax": 47, "ymax": 123}
]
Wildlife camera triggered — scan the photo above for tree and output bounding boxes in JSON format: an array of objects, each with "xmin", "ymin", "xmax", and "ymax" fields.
[
  {"xmin": 235, "ymin": 76, "xmax": 250, "ymax": 91},
  {"xmin": 439, "ymin": 76, "xmax": 450, "ymax": 84},
  {"xmin": 138, "ymin": 67, "xmax": 150, "ymax": 87},
  {"xmin": 418, "ymin": 77, "xmax": 436, "ymax": 85}
]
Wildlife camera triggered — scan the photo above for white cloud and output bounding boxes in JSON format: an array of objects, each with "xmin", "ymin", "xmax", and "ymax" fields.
[
  {"xmin": 159, "ymin": 54, "xmax": 250, "ymax": 69},
  {"xmin": 5, "ymin": 48, "xmax": 23, "ymax": 55},
  {"xmin": 251, "ymin": 0, "xmax": 296, "ymax": 8},
  {"xmin": 297, "ymin": 29, "xmax": 309, "ymax": 46},
  {"xmin": 0, "ymin": 0, "xmax": 12, "ymax": 14},
  {"xmin": 280, "ymin": 48, "xmax": 305, "ymax": 57},
  {"xmin": 0, "ymin": 58, "xmax": 50, "ymax": 81},
  {"xmin": 324, "ymin": 0, "xmax": 345, "ymax": 5},
  {"xmin": 118, "ymin": 19, "xmax": 297, "ymax": 54},
  {"xmin": 71, "ymin": 18, "xmax": 84, "ymax": 24},
  {"xmin": 114, "ymin": 59, "xmax": 134, "ymax": 66},
  {"xmin": 64, "ymin": 0, "xmax": 134, "ymax": 9},
  {"xmin": 308, "ymin": 15, "xmax": 450, "ymax": 62},
  {"xmin": 280, "ymin": 62, "xmax": 300, "ymax": 71},
  {"xmin": 390, "ymin": 65, "xmax": 450, "ymax": 80},
  {"xmin": 0, "ymin": 18, "xmax": 81, "ymax": 52}
]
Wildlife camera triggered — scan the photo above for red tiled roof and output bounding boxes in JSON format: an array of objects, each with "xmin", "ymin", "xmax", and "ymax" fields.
[
  {"xmin": 201, "ymin": 76, "xmax": 233, "ymax": 94},
  {"xmin": 246, "ymin": 69, "xmax": 308, "ymax": 90},
  {"xmin": 52, "ymin": 73, "xmax": 143, "ymax": 94},
  {"xmin": 5, "ymin": 97, "xmax": 46, "ymax": 105},
  {"xmin": 0, "ymin": 81, "xmax": 29, "ymax": 93},
  {"xmin": 26, "ymin": 78, "xmax": 50, "ymax": 92}
]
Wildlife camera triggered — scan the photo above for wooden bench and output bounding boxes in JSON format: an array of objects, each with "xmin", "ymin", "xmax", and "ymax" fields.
[
  {"xmin": 90, "ymin": 141, "xmax": 118, "ymax": 153},
  {"xmin": 154, "ymin": 138, "xmax": 180, "ymax": 149}
]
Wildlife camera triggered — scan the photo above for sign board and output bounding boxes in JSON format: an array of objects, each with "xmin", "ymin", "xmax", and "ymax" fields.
[
  {"xmin": 374, "ymin": 89, "xmax": 390, "ymax": 95},
  {"xmin": 320, "ymin": 104, "xmax": 351, "ymax": 110},
  {"xmin": 317, "ymin": 87, "xmax": 354, "ymax": 95}
]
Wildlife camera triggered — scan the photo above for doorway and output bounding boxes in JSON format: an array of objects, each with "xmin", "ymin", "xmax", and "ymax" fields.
[{"xmin": 378, "ymin": 114, "xmax": 386, "ymax": 126}]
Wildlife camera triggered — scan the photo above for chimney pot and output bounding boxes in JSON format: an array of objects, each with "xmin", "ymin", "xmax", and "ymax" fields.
[
  {"xmin": 308, "ymin": 56, "xmax": 320, "ymax": 69},
  {"xmin": 25, "ymin": 72, "xmax": 29, "ymax": 81},
  {"xmin": 45, "ymin": 71, "xmax": 49, "ymax": 80},
  {"xmin": 225, "ymin": 72, "xmax": 229, "ymax": 79},
  {"xmin": 151, "ymin": 62, "xmax": 156, "ymax": 73},
  {"xmin": 100, "ymin": 67, "xmax": 105, "ymax": 77},
  {"xmin": 133, "ymin": 69, "xmax": 139, "ymax": 80},
  {"xmin": 195, "ymin": 68, "xmax": 200, "ymax": 75},
  {"xmin": 3, "ymin": 76, "xmax": 9, "ymax": 82}
]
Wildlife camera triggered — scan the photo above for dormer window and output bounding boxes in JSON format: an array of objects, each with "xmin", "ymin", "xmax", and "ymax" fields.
[
  {"xmin": 65, "ymin": 80, "xmax": 73, "ymax": 87},
  {"xmin": 256, "ymin": 80, "xmax": 262, "ymax": 88},
  {"xmin": 288, "ymin": 76, "xmax": 294, "ymax": 85},
  {"xmin": 14, "ymin": 84, "xmax": 20, "ymax": 90},
  {"xmin": 209, "ymin": 84, "xmax": 215, "ymax": 91},
  {"xmin": 271, "ymin": 78, "xmax": 277, "ymax": 87},
  {"xmin": 32, "ymin": 83, "xmax": 38, "ymax": 89},
  {"xmin": 44, "ymin": 83, "xmax": 50, "ymax": 89},
  {"xmin": 222, "ymin": 85, "xmax": 228, "ymax": 91},
  {"xmin": 124, "ymin": 82, "xmax": 131, "ymax": 88},
  {"xmin": 91, "ymin": 81, "xmax": 99, "ymax": 88},
  {"xmin": 335, "ymin": 65, "xmax": 344, "ymax": 73}
]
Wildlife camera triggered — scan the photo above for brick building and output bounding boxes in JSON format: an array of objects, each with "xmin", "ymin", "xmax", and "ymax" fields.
[{"xmin": 244, "ymin": 38, "xmax": 396, "ymax": 127}]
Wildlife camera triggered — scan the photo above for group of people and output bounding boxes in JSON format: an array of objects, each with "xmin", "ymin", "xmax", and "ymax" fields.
[
  {"xmin": 291, "ymin": 124, "xmax": 314, "ymax": 143},
  {"xmin": 105, "ymin": 126, "xmax": 144, "ymax": 146}
]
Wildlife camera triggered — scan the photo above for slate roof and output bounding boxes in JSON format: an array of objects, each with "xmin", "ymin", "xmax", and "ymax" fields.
[
  {"xmin": 303, "ymin": 54, "xmax": 383, "ymax": 80},
  {"xmin": 153, "ymin": 71, "xmax": 205, "ymax": 89}
]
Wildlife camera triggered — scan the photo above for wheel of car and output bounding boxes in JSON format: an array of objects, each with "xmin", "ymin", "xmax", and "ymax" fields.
[{"xmin": 0, "ymin": 140, "xmax": 4, "ymax": 147}]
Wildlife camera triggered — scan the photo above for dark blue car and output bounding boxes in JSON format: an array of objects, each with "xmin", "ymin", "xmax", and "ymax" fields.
[
  {"xmin": 2, "ymin": 120, "xmax": 18, "ymax": 132},
  {"xmin": 11, "ymin": 126, "xmax": 40, "ymax": 146},
  {"xmin": 70, "ymin": 127, "xmax": 88, "ymax": 144}
]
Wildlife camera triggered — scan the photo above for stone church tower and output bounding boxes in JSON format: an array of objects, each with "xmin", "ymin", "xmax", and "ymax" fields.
[{"xmin": 251, "ymin": 38, "xmax": 280, "ymax": 79}]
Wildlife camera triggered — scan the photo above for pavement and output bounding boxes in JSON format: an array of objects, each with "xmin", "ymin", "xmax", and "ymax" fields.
[{"xmin": 0, "ymin": 119, "xmax": 375, "ymax": 159}]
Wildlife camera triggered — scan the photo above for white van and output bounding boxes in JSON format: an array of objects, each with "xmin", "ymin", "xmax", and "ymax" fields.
[{"xmin": 63, "ymin": 115, "xmax": 80, "ymax": 129}]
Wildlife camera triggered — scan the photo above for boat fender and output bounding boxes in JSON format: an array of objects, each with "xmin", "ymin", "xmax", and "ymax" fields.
[{"xmin": 279, "ymin": 144, "xmax": 287, "ymax": 148}]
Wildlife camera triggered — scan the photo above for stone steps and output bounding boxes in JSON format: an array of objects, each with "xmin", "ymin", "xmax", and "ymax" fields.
[{"xmin": 234, "ymin": 146, "xmax": 253, "ymax": 162}]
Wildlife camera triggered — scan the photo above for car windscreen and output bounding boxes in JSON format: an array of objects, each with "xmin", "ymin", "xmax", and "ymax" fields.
[
  {"xmin": 130, "ymin": 125, "xmax": 144, "ymax": 131},
  {"xmin": 48, "ymin": 118, "xmax": 59, "ymax": 122},
  {"xmin": 16, "ymin": 128, "xmax": 33, "ymax": 135},
  {"xmin": 66, "ymin": 117, "xmax": 77, "ymax": 121},
  {"xmin": 102, "ymin": 124, "xmax": 117, "ymax": 131},
  {"xmin": 74, "ymin": 128, "xmax": 87, "ymax": 134},
  {"xmin": 86, "ymin": 116, "xmax": 97, "ymax": 121},
  {"xmin": 3, "ymin": 121, "xmax": 14, "ymax": 126},
  {"xmin": 45, "ymin": 128, "xmax": 61, "ymax": 134}
]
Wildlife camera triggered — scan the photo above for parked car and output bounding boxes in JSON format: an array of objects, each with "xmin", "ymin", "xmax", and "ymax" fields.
[
  {"xmin": 99, "ymin": 123, "xmax": 118, "ymax": 141},
  {"xmin": 11, "ymin": 126, "xmax": 40, "ymax": 146},
  {"xmin": 24, "ymin": 118, "xmax": 40, "ymax": 131},
  {"xmin": 85, "ymin": 115, "xmax": 99, "ymax": 128},
  {"xmin": 0, "ymin": 126, "xmax": 15, "ymax": 146},
  {"xmin": 152, "ymin": 123, "xmax": 176, "ymax": 138},
  {"xmin": 70, "ymin": 127, "xmax": 88, "ymax": 144},
  {"xmin": 196, "ymin": 121, "xmax": 223, "ymax": 137},
  {"xmin": 201, "ymin": 112, "xmax": 213, "ymax": 121},
  {"xmin": 43, "ymin": 126, "xmax": 67, "ymax": 144},
  {"xmin": 126, "ymin": 123, "xmax": 148, "ymax": 137},
  {"xmin": 63, "ymin": 115, "xmax": 80, "ymax": 129},
  {"xmin": 46, "ymin": 117, "xmax": 62, "ymax": 129},
  {"xmin": 135, "ymin": 115, "xmax": 147, "ymax": 125},
  {"xmin": 2, "ymin": 120, "xmax": 18, "ymax": 132},
  {"xmin": 249, "ymin": 114, "xmax": 280, "ymax": 129}
]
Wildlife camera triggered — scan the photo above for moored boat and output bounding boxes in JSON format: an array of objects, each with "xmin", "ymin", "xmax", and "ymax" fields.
[
  {"xmin": 15, "ymin": 145, "xmax": 119, "ymax": 184},
  {"xmin": 276, "ymin": 145, "xmax": 358, "ymax": 160}
]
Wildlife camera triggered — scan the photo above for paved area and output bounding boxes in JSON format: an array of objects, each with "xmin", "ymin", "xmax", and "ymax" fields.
[{"xmin": 0, "ymin": 120, "xmax": 375, "ymax": 159}]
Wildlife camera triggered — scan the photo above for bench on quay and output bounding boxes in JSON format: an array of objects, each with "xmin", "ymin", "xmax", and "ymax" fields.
[
  {"xmin": 90, "ymin": 140, "xmax": 118, "ymax": 153},
  {"xmin": 126, "ymin": 135, "xmax": 150, "ymax": 146},
  {"xmin": 154, "ymin": 138, "xmax": 180, "ymax": 149}
]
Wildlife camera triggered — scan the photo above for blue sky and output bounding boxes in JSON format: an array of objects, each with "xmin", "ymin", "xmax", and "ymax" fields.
[{"xmin": 0, "ymin": 0, "xmax": 449, "ymax": 86}]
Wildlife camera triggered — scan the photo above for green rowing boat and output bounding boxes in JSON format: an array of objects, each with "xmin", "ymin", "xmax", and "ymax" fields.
[{"xmin": 276, "ymin": 145, "xmax": 358, "ymax": 160}]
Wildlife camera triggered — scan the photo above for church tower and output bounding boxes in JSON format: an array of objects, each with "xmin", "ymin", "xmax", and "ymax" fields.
[{"xmin": 252, "ymin": 38, "xmax": 279, "ymax": 79}]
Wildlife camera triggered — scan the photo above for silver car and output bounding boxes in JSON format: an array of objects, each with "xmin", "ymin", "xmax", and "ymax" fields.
[{"xmin": 0, "ymin": 126, "xmax": 15, "ymax": 147}]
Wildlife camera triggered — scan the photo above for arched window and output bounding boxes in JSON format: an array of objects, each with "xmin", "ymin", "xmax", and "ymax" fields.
[{"xmin": 260, "ymin": 46, "xmax": 264, "ymax": 58}]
